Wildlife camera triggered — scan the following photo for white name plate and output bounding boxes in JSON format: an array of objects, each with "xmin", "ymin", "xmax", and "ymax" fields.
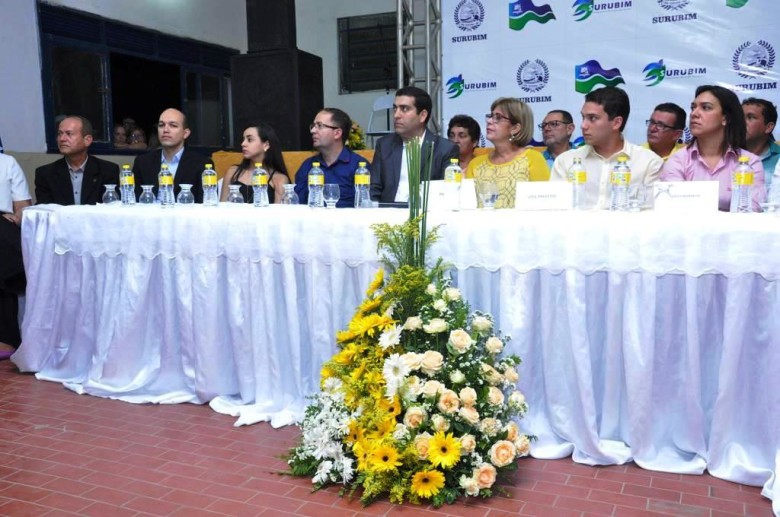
[
  {"xmin": 653, "ymin": 181, "xmax": 719, "ymax": 213},
  {"xmin": 425, "ymin": 179, "xmax": 478, "ymax": 211},
  {"xmin": 514, "ymin": 181, "xmax": 572, "ymax": 210}
]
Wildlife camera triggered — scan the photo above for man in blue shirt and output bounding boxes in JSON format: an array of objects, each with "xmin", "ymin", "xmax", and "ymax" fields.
[
  {"xmin": 540, "ymin": 109, "xmax": 575, "ymax": 168},
  {"xmin": 295, "ymin": 108, "xmax": 365, "ymax": 207},
  {"xmin": 742, "ymin": 97, "xmax": 780, "ymax": 188}
]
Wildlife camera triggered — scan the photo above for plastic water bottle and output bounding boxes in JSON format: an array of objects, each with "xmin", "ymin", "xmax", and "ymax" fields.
[
  {"xmin": 202, "ymin": 163, "xmax": 218, "ymax": 206},
  {"xmin": 443, "ymin": 158, "xmax": 463, "ymax": 210},
  {"xmin": 158, "ymin": 164, "xmax": 174, "ymax": 208},
  {"xmin": 568, "ymin": 157, "xmax": 587, "ymax": 210},
  {"xmin": 308, "ymin": 161, "xmax": 324, "ymax": 207},
  {"xmin": 252, "ymin": 162, "xmax": 269, "ymax": 207},
  {"xmin": 354, "ymin": 161, "xmax": 371, "ymax": 208},
  {"xmin": 730, "ymin": 156, "xmax": 754, "ymax": 213},
  {"xmin": 119, "ymin": 164, "xmax": 135, "ymax": 205},
  {"xmin": 609, "ymin": 155, "xmax": 631, "ymax": 211}
]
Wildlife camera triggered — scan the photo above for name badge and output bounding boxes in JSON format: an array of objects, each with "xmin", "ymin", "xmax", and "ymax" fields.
[
  {"xmin": 514, "ymin": 181, "xmax": 572, "ymax": 210},
  {"xmin": 653, "ymin": 181, "xmax": 719, "ymax": 212},
  {"xmin": 425, "ymin": 179, "xmax": 478, "ymax": 211}
]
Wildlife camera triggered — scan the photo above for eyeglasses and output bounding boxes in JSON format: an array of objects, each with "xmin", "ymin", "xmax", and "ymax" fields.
[
  {"xmin": 309, "ymin": 122, "xmax": 338, "ymax": 131},
  {"xmin": 538, "ymin": 120, "xmax": 570, "ymax": 130},
  {"xmin": 485, "ymin": 112, "xmax": 512, "ymax": 123},
  {"xmin": 645, "ymin": 119, "xmax": 678, "ymax": 132}
]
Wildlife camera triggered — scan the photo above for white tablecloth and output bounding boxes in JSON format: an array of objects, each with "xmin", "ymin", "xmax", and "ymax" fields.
[{"xmin": 12, "ymin": 204, "xmax": 780, "ymax": 509}]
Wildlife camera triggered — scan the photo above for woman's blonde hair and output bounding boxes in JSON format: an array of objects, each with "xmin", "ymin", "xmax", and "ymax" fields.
[{"xmin": 491, "ymin": 97, "xmax": 534, "ymax": 147}]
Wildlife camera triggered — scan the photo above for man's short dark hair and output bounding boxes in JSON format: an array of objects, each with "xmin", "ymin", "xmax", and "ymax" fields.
[
  {"xmin": 546, "ymin": 109, "xmax": 573, "ymax": 124},
  {"xmin": 447, "ymin": 114, "xmax": 481, "ymax": 143},
  {"xmin": 742, "ymin": 97, "xmax": 778, "ymax": 141},
  {"xmin": 584, "ymin": 86, "xmax": 630, "ymax": 132},
  {"xmin": 395, "ymin": 86, "xmax": 432, "ymax": 124},
  {"xmin": 653, "ymin": 102, "xmax": 687, "ymax": 130},
  {"xmin": 320, "ymin": 108, "xmax": 352, "ymax": 144}
]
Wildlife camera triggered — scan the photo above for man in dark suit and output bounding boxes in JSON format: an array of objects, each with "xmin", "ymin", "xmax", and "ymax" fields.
[
  {"xmin": 35, "ymin": 116, "xmax": 120, "ymax": 205},
  {"xmin": 370, "ymin": 86, "xmax": 459, "ymax": 203},
  {"xmin": 132, "ymin": 108, "xmax": 213, "ymax": 203}
]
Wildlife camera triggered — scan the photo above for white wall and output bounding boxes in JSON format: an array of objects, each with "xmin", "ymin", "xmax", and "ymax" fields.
[{"xmin": 295, "ymin": 0, "xmax": 396, "ymax": 134}]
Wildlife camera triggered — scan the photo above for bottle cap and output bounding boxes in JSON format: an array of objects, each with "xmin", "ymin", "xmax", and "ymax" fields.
[
  {"xmin": 255, "ymin": 162, "xmax": 263, "ymax": 167},
  {"xmin": 450, "ymin": 158, "xmax": 458, "ymax": 163},
  {"xmin": 313, "ymin": 162, "xmax": 321, "ymax": 167},
  {"xmin": 358, "ymin": 161, "xmax": 366, "ymax": 167},
  {"xmin": 122, "ymin": 164, "xmax": 130, "ymax": 170}
]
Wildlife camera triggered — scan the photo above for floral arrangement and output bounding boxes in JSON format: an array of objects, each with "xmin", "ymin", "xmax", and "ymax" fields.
[
  {"xmin": 347, "ymin": 121, "xmax": 367, "ymax": 150},
  {"xmin": 286, "ymin": 137, "xmax": 532, "ymax": 507}
]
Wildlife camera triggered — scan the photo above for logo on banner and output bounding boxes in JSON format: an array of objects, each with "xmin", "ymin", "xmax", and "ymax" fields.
[
  {"xmin": 658, "ymin": 0, "xmax": 689, "ymax": 9},
  {"xmin": 445, "ymin": 74, "xmax": 497, "ymax": 99},
  {"xmin": 516, "ymin": 60, "xmax": 549, "ymax": 92},
  {"xmin": 454, "ymin": 0, "xmax": 485, "ymax": 31},
  {"xmin": 572, "ymin": 0, "xmax": 632, "ymax": 21},
  {"xmin": 574, "ymin": 60, "xmax": 625, "ymax": 93},
  {"xmin": 653, "ymin": 0, "xmax": 697, "ymax": 23},
  {"xmin": 726, "ymin": 0, "xmax": 749, "ymax": 7},
  {"xmin": 508, "ymin": 0, "xmax": 556, "ymax": 31},
  {"xmin": 642, "ymin": 59, "xmax": 706, "ymax": 86},
  {"xmin": 733, "ymin": 40, "xmax": 777, "ymax": 91},
  {"xmin": 572, "ymin": 136, "xmax": 586, "ymax": 148}
]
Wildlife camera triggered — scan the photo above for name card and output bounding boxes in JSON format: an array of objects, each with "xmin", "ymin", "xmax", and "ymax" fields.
[
  {"xmin": 514, "ymin": 181, "xmax": 572, "ymax": 210},
  {"xmin": 425, "ymin": 179, "xmax": 478, "ymax": 210},
  {"xmin": 653, "ymin": 181, "xmax": 719, "ymax": 213}
]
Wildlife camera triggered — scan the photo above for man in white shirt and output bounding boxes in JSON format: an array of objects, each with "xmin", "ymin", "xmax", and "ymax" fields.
[{"xmin": 551, "ymin": 87, "xmax": 663, "ymax": 209}]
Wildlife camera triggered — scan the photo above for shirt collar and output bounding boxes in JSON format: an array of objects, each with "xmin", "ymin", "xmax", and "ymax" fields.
[
  {"xmin": 161, "ymin": 147, "xmax": 185, "ymax": 165},
  {"xmin": 68, "ymin": 156, "xmax": 88, "ymax": 173},
  {"xmin": 689, "ymin": 141, "xmax": 739, "ymax": 159}
]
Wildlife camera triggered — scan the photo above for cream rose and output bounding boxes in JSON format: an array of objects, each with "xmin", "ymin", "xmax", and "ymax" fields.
[
  {"xmin": 431, "ymin": 414, "xmax": 450, "ymax": 432},
  {"xmin": 449, "ymin": 369, "xmax": 466, "ymax": 384},
  {"xmin": 433, "ymin": 299, "xmax": 448, "ymax": 313},
  {"xmin": 403, "ymin": 406, "xmax": 427, "ymax": 429},
  {"xmin": 459, "ymin": 405, "xmax": 480, "ymax": 425},
  {"xmin": 503, "ymin": 366, "xmax": 519, "ymax": 384},
  {"xmin": 401, "ymin": 352, "xmax": 422, "ymax": 371},
  {"xmin": 436, "ymin": 389, "xmax": 460, "ymax": 414},
  {"xmin": 425, "ymin": 283, "xmax": 437, "ymax": 295},
  {"xmin": 422, "ymin": 379, "xmax": 445, "ymax": 398},
  {"xmin": 420, "ymin": 350, "xmax": 444, "ymax": 375},
  {"xmin": 487, "ymin": 386, "xmax": 505, "ymax": 407},
  {"xmin": 481, "ymin": 363, "xmax": 503, "ymax": 385},
  {"xmin": 514, "ymin": 435, "xmax": 531, "ymax": 456},
  {"xmin": 423, "ymin": 318, "xmax": 448, "ymax": 334},
  {"xmin": 459, "ymin": 387, "xmax": 478, "ymax": 407},
  {"xmin": 404, "ymin": 316, "xmax": 423, "ymax": 330},
  {"xmin": 505, "ymin": 422, "xmax": 519, "ymax": 442},
  {"xmin": 485, "ymin": 336, "xmax": 504, "ymax": 355},
  {"xmin": 474, "ymin": 463, "xmax": 497, "ymax": 489},
  {"xmin": 460, "ymin": 434, "xmax": 477, "ymax": 454},
  {"xmin": 414, "ymin": 432, "xmax": 432, "ymax": 459},
  {"xmin": 509, "ymin": 390, "xmax": 526, "ymax": 409},
  {"xmin": 405, "ymin": 375, "xmax": 423, "ymax": 398},
  {"xmin": 443, "ymin": 287, "xmax": 461, "ymax": 302},
  {"xmin": 459, "ymin": 475, "xmax": 480, "ymax": 496},
  {"xmin": 448, "ymin": 329, "xmax": 473, "ymax": 354},
  {"xmin": 489, "ymin": 440, "xmax": 517, "ymax": 468},
  {"xmin": 471, "ymin": 315, "xmax": 493, "ymax": 334},
  {"xmin": 479, "ymin": 417, "xmax": 501, "ymax": 437}
]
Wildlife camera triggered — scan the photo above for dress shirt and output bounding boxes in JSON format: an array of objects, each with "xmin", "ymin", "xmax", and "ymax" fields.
[
  {"xmin": 68, "ymin": 157, "xmax": 88, "ymax": 206},
  {"xmin": 162, "ymin": 147, "xmax": 185, "ymax": 178},
  {"xmin": 395, "ymin": 131, "xmax": 428, "ymax": 202},
  {"xmin": 542, "ymin": 145, "xmax": 572, "ymax": 169},
  {"xmin": 759, "ymin": 140, "xmax": 780, "ymax": 189},
  {"xmin": 660, "ymin": 142, "xmax": 765, "ymax": 211},
  {"xmin": 551, "ymin": 139, "xmax": 664, "ymax": 210},
  {"xmin": 466, "ymin": 149, "xmax": 550, "ymax": 208},
  {"xmin": 0, "ymin": 154, "xmax": 31, "ymax": 214},
  {"xmin": 294, "ymin": 147, "xmax": 366, "ymax": 207}
]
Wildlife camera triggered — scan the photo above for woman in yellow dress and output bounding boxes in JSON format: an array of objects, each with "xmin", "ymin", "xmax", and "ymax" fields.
[{"xmin": 467, "ymin": 97, "xmax": 550, "ymax": 208}]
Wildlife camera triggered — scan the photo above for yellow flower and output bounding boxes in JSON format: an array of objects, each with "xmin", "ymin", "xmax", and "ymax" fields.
[
  {"xmin": 358, "ymin": 297, "xmax": 382, "ymax": 315},
  {"xmin": 410, "ymin": 469, "xmax": 445, "ymax": 498},
  {"xmin": 378, "ymin": 397, "xmax": 402, "ymax": 418},
  {"xmin": 336, "ymin": 329, "xmax": 355, "ymax": 344},
  {"xmin": 428, "ymin": 432, "xmax": 462, "ymax": 469},
  {"xmin": 366, "ymin": 269, "xmax": 384, "ymax": 296},
  {"xmin": 370, "ymin": 444, "xmax": 402, "ymax": 472},
  {"xmin": 346, "ymin": 420, "xmax": 364, "ymax": 445},
  {"xmin": 348, "ymin": 313, "xmax": 392, "ymax": 338},
  {"xmin": 320, "ymin": 365, "xmax": 335, "ymax": 381},
  {"xmin": 332, "ymin": 343, "xmax": 359, "ymax": 365},
  {"xmin": 353, "ymin": 439, "xmax": 374, "ymax": 471},
  {"xmin": 368, "ymin": 417, "xmax": 396, "ymax": 441}
]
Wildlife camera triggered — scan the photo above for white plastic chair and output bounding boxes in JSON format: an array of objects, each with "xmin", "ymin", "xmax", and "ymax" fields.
[{"xmin": 365, "ymin": 93, "xmax": 395, "ymax": 145}]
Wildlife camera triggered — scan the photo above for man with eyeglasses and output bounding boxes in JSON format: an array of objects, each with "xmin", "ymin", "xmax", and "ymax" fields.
[
  {"xmin": 294, "ymin": 108, "xmax": 364, "ymax": 207},
  {"xmin": 642, "ymin": 103, "xmax": 686, "ymax": 161},
  {"xmin": 742, "ymin": 97, "xmax": 780, "ymax": 188},
  {"xmin": 540, "ymin": 110, "xmax": 575, "ymax": 168},
  {"xmin": 550, "ymin": 87, "xmax": 663, "ymax": 209},
  {"xmin": 370, "ymin": 86, "xmax": 458, "ymax": 203},
  {"xmin": 35, "ymin": 116, "xmax": 119, "ymax": 205}
]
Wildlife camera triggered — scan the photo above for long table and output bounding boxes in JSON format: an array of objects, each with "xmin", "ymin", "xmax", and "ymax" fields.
[{"xmin": 12, "ymin": 204, "xmax": 780, "ymax": 507}]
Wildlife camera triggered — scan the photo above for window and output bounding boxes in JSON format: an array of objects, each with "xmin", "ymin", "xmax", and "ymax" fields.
[
  {"xmin": 338, "ymin": 13, "xmax": 398, "ymax": 94},
  {"xmin": 38, "ymin": 4, "xmax": 237, "ymax": 153}
]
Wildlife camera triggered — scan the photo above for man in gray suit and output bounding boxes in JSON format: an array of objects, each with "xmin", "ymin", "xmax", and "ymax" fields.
[{"xmin": 370, "ymin": 86, "xmax": 459, "ymax": 203}]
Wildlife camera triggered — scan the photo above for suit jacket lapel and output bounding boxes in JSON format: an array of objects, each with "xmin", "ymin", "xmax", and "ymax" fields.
[
  {"xmin": 55, "ymin": 159, "xmax": 76, "ymax": 205},
  {"xmin": 81, "ymin": 157, "xmax": 101, "ymax": 204}
]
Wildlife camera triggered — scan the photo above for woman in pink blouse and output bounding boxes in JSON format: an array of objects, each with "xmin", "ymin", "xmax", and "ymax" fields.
[{"xmin": 660, "ymin": 85, "xmax": 765, "ymax": 211}]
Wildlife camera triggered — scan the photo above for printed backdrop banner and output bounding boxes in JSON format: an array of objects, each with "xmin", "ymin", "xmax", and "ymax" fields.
[{"xmin": 442, "ymin": 0, "xmax": 780, "ymax": 146}]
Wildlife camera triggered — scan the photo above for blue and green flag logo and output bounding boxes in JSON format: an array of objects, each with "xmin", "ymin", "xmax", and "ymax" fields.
[
  {"xmin": 574, "ymin": 60, "xmax": 625, "ymax": 93},
  {"xmin": 446, "ymin": 75, "xmax": 465, "ymax": 99},
  {"xmin": 572, "ymin": 0, "xmax": 594, "ymax": 21},
  {"xmin": 726, "ymin": 0, "xmax": 748, "ymax": 7},
  {"xmin": 509, "ymin": 0, "xmax": 556, "ymax": 31},
  {"xmin": 642, "ymin": 60, "xmax": 666, "ymax": 86}
]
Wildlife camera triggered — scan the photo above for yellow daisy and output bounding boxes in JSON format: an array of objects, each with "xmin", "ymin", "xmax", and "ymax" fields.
[
  {"xmin": 366, "ymin": 269, "xmax": 384, "ymax": 296},
  {"xmin": 378, "ymin": 397, "xmax": 402, "ymax": 418},
  {"xmin": 357, "ymin": 297, "xmax": 382, "ymax": 315},
  {"xmin": 427, "ymin": 432, "xmax": 462, "ymax": 469},
  {"xmin": 353, "ymin": 439, "xmax": 373, "ymax": 471},
  {"xmin": 346, "ymin": 420, "xmax": 364, "ymax": 445},
  {"xmin": 368, "ymin": 417, "xmax": 396, "ymax": 441},
  {"xmin": 410, "ymin": 469, "xmax": 445, "ymax": 498},
  {"xmin": 370, "ymin": 444, "xmax": 402, "ymax": 472}
]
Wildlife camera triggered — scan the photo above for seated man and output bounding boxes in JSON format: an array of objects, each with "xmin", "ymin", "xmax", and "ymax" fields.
[
  {"xmin": 551, "ymin": 87, "xmax": 663, "ymax": 209},
  {"xmin": 133, "ymin": 108, "xmax": 213, "ymax": 203},
  {"xmin": 742, "ymin": 97, "xmax": 780, "ymax": 187},
  {"xmin": 540, "ymin": 109, "xmax": 575, "ymax": 168},
  {"xmin": 643, "ymin": 102, "xmax": 686, "ymax": 161},
  {"xmin": 370, "ymin": 86, "xmax": 458, "ymax": 203},
  {"xmin": 294, "ymin": 108, "xmax": 365, "ymax": 208},
  {"xmin": 35, "ymin": 116, "xmax": 120, "ymax": 205},
  {"xmin": 0, "ymin": 153, "xmax": 31, "ymax": 359}
]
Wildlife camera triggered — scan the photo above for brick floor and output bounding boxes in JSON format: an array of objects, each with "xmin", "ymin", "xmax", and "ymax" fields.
[{"xmin": 0, "ymin": 360, "xmax": 774, "ymax": 516}]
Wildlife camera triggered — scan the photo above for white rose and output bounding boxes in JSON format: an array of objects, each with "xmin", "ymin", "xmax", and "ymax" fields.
[
  {"xmin": 405, "ymin": 375, "xmax": 423, "ymax": 398},
  {"xmin": 403, "ymin": 406, "xmax": 427, "ymax": 429},
  {"xmin": 426, "ymin": 283, "xmax": 437, "ymax": 295},
  {"xmin": 459, "ymin": 406, "xmax": 480, "ymax": 425},
  {"xmin": 423, "ymin": 318, "xmax": 448, "ymax": 334},
  {"xmin": 422, "ymin": 379, "xmax": 445, "ymax": 398},
  {"xmin": 509, "ymin": 391, "xmax": 526, "ymax": 409},
  {"xmin": 472, "ymin": 315, "xmax": 493, "ymax": 334},
  {"xmin": 393, "ymin": 423, "xmax": 410, "ymax": 441},
  {"xmin": 431, "ymin": 414, "xmax": 450, "ymax": 432},
  {"xmin": 420, "ymin": 350, "xmax": 444, "ymax": 375},
  {"xmin": 459, "ymin": 387, "xmax": 478, "ymax": 407},
  {"xmin": 433, "ymin": 299, "xmax": 448, "ymax": 313},
  {"xmin": 487, "ymin": 386, "xmax": 505, "ymax": 407},
  {"xmin": 404, "ymin": 316, "xmax": 423, "ymax": 330},
  {"xmin": 449, "ymin": 369, "xmax": 466, "ymax": 384},
  {"xmin": 485, "ymin": 336, "xmax": 504, "ymax": 355},
  {"xmin": 448, "ymin": 329, "xmax": 473, "ymax": 354},
  {"xmin": 514, "ymin": 435, "xmax": 531, "ymax": 456},
  {"xmin": 489, "ymin": 440, "xmax": 517, "ymax": 468},
  {"xmin": 459, "ymin": 475, "xmax": 480, "ymax": 496},
  {"xmin": 480, "ymin": 417, "xmax": 501, "ymax": 437},
  {"xmin": 503, "ymin": 366, "xmax": 519, "ymax": 384},
  {"xmin": 401, "ymin": 352, "xmax": 422, "ymax": 371},
  {"xmin": 460, "ymin": 434, "xmax": 477, "ymax": 454},
  {"xmin": 443, "ymin": 287, "xmax": 461, "ymax": 302}
]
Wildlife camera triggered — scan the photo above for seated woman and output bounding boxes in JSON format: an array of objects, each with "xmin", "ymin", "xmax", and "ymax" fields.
[
  {"xmin": 447, "ymin": 114, "xmax": 481, "ymax": 172},
  {"xmin": 128, "ymin": 127, "xmax": 148, "ymax": 150},
  {"xmin": 220, "ymin": 123, "xmax": 290, "ymax": 203},
  {"xmin": 113, "ymin": 124, "xmax": 129, "ymax": 148},
  {"xmin": 467, "ymin": 97, "xmax": 549, "ymax": 208},
  {"xmin": 661, "ymin": 84, "xmax": 765, "ymax": 211}
]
